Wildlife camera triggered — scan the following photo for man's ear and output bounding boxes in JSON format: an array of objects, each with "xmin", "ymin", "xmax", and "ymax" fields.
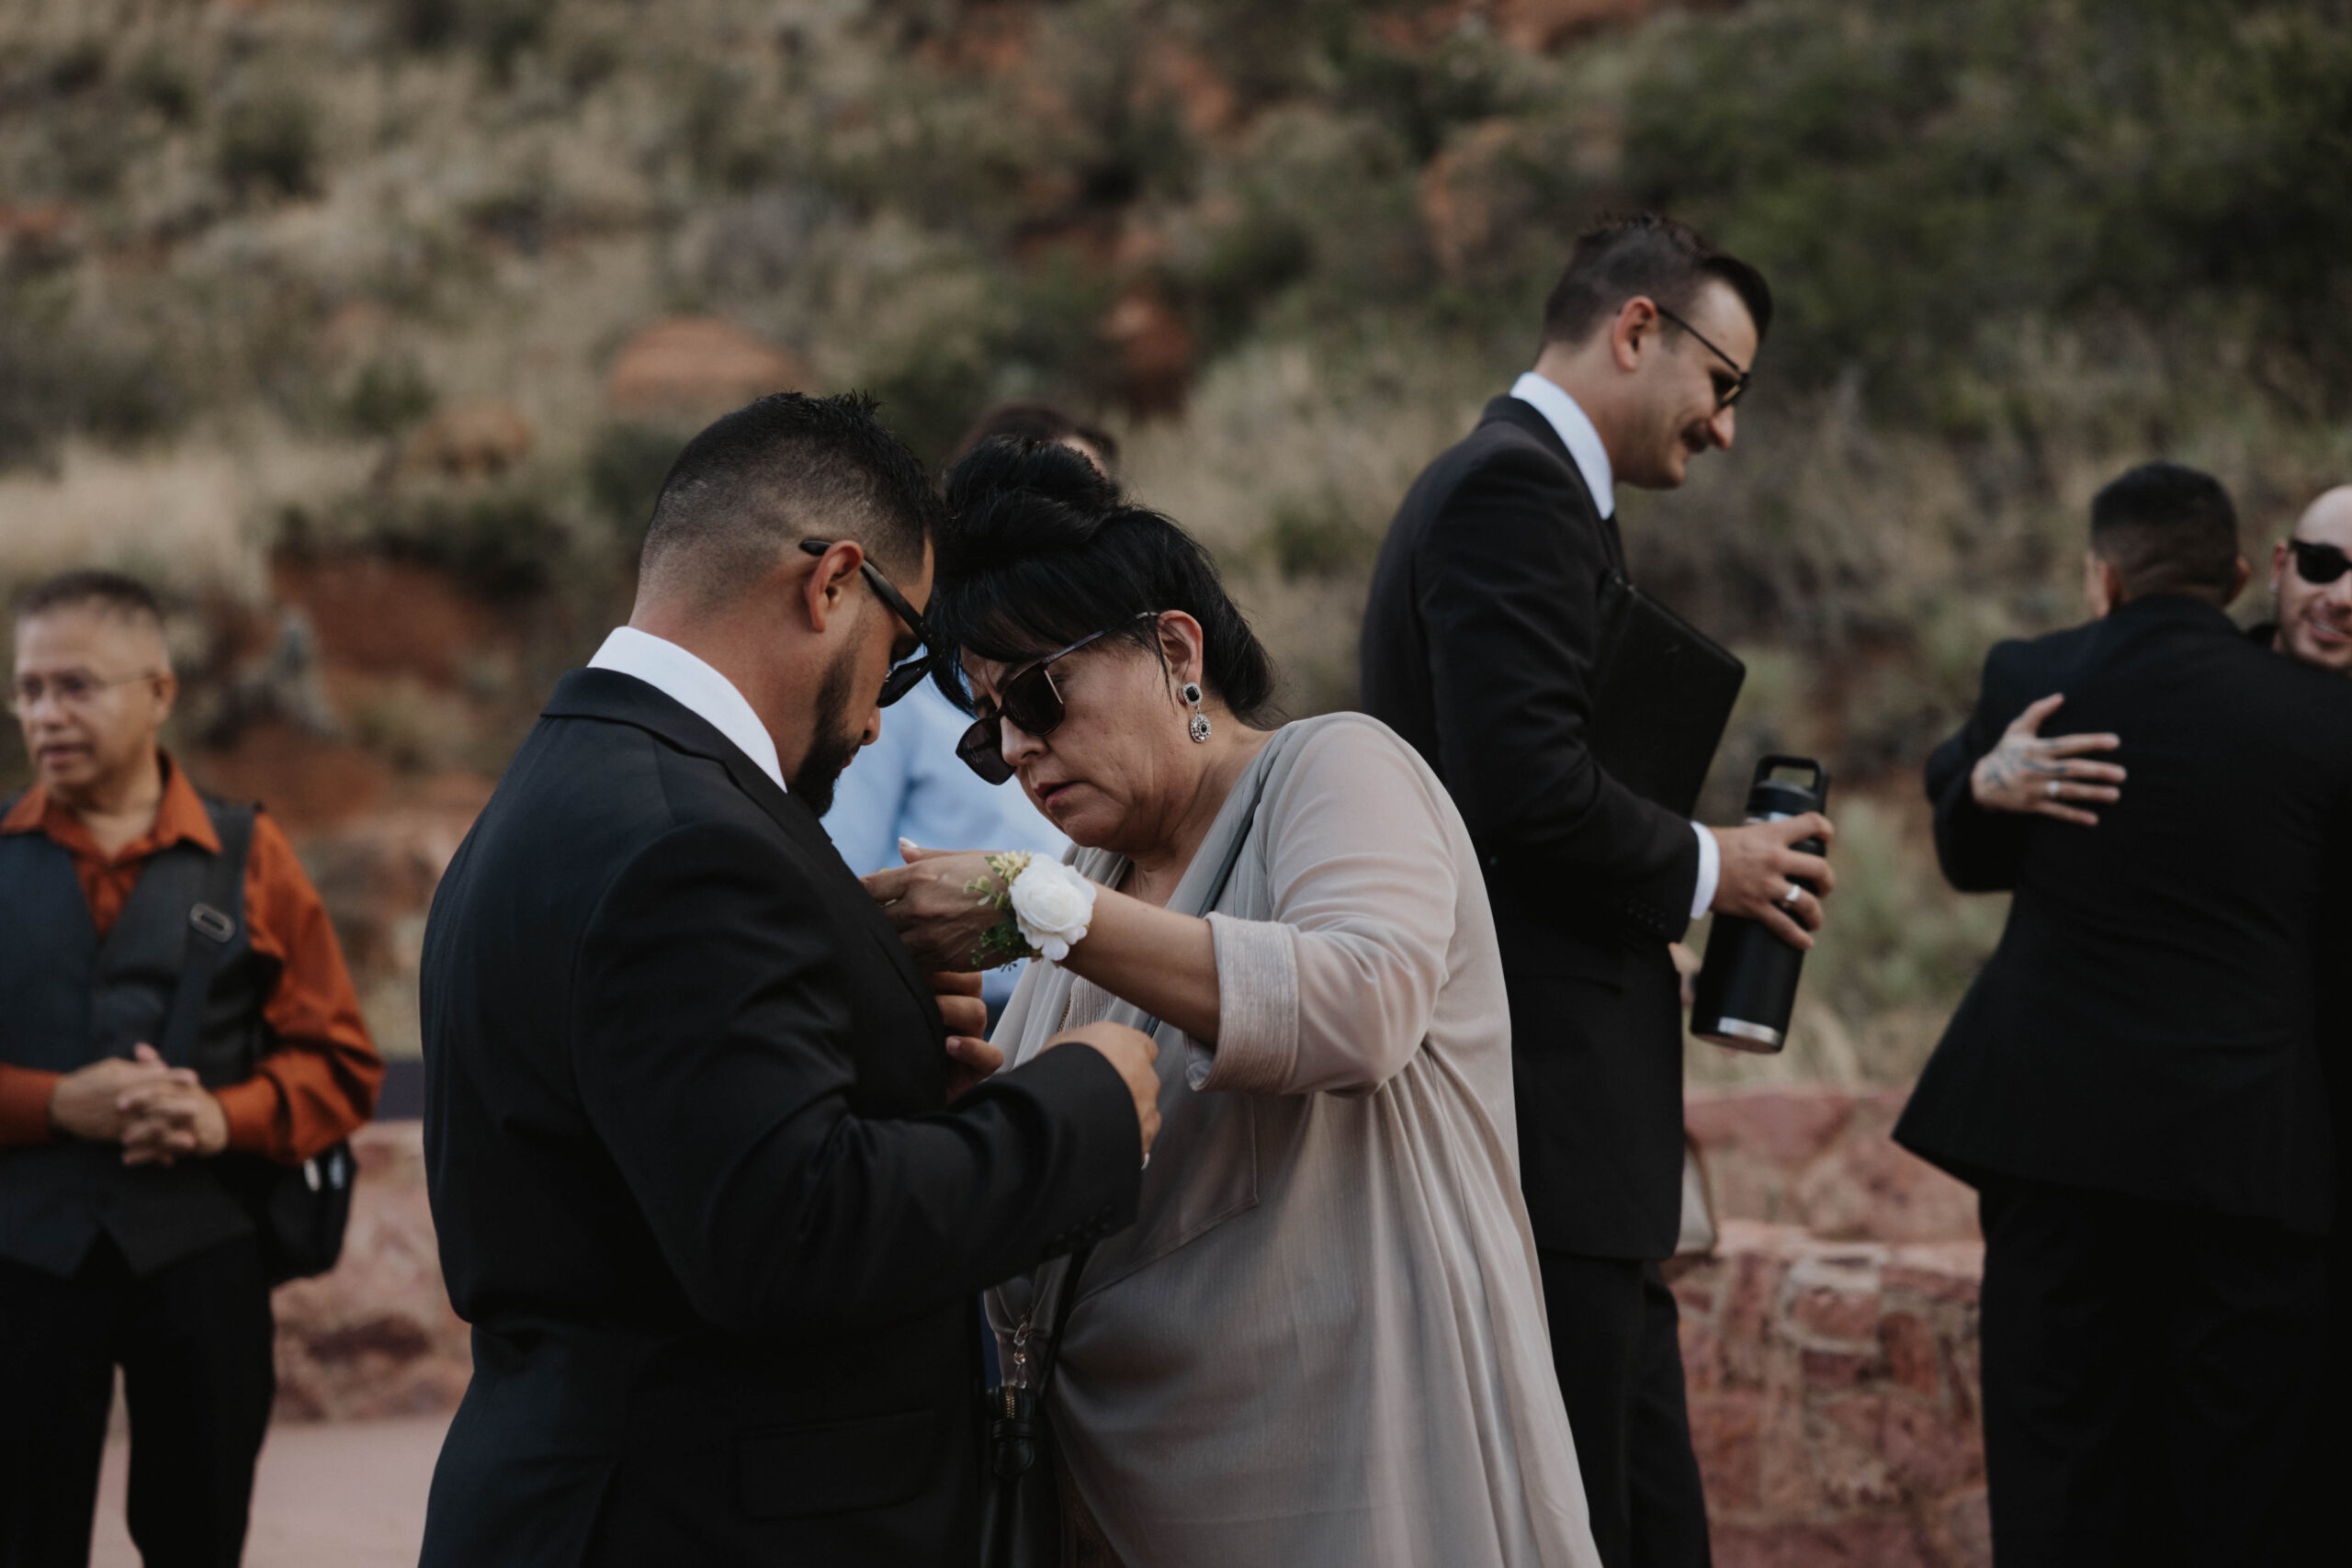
[
  {"xmin": 2271, "ymin": 538, "xmax": 2292, "ymax": 597},
  {"xmin": 2085, "ymin": 550, "xmax": 2121, "ymax": 618},
  {"xmin": 2223, "ymin": 554, "xmax": 2251, "ymax": 608},
  {"xmin": 1610, "ymin": 296, "xmax": 1659, "ymax": 375},
  {"xmin": 798, "ymin": 541, "xmax": 865, "ymax": 635}
]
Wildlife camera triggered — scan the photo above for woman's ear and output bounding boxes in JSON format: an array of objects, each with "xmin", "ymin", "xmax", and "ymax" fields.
[{"xmin": 1156, "ymin": 611, "xmax": 1207, "ymax": 685}]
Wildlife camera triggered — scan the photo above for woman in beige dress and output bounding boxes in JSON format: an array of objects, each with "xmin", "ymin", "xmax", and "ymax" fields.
[{"xmin": 867, "ymin": 440, "xmax": 1600, "ymax": 1568}]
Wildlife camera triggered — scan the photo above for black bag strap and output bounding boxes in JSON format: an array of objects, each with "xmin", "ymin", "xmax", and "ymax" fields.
[
  {"xmin": 1014, "ymin": 750, "xmax": 1278, "ymax": 1393},
  {"xmin": 159, "ymin": 801, "xmax": 255, "ymax": 1071}
]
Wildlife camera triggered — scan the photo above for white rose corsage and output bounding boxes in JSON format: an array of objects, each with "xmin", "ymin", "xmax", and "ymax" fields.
[{"xmin": 965, "ymin": 852, "xmax": 1099, "ymax": 966}]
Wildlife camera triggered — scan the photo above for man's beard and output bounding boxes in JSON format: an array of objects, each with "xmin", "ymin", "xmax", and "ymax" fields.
[{"xmin": 790, "ymin": 647, "xmax": 864, "ymax": 818}]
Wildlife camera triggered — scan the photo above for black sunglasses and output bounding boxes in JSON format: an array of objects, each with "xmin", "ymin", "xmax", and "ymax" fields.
[
  {"xmin": 798, "ymin": 539, "xmax": 932, "ymax": 706},
  {"xmin": 2288, "ymin": 538, "xmax": 2351, "ymax": 586},
  {"xmin": 1653, "ymin": 304, "xmax": 1751, "ymax": 411},
  {"xmin": 956, "ymin": 614, "xmax": 1161, "ymax": 784}
]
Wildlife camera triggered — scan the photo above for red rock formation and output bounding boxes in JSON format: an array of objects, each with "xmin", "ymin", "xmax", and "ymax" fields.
[{"xmin": 605, "ymin": 318, "xmax": 809, "ymax": 423}]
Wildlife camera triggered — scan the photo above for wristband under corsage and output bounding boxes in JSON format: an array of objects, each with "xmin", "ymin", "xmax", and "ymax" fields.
[{"xmin": 966, "ymin": 852, "xmax": 1099, "ymax": 966}]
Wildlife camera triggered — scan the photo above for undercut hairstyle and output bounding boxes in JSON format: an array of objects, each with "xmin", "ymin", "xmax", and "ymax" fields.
[
  {"xmin": 15, "ymin": 569, "xmax": 166, "ymax": 632},
  {"xmin": 2090, "ymin": 463, "xmax": 2242, "ymax": 602},
  {"xmin": 930, "ymin": 439, "xmax": 1275, "ymax": 723},
  {"xmin": 638, "ymin": 391, "xmax": 941, "ymax": 606},
  {"xmin": 1540, "ymin": 213, "xmax": 1773, "ymax": 352},
  {"xmin": 950, "ymin": 403, "xmax": 1120, "ymax": 470}
]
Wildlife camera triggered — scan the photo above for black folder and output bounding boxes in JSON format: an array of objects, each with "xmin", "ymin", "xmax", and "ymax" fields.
[{"xmin": 1587, "ymin": 573, "xmax": 1747, "ymax": 819}]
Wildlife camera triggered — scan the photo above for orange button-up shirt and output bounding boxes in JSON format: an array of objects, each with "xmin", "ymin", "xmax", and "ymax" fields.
[{"xmin": 0, "ymin": 755, "xmax": 382, "ymax": 1162}]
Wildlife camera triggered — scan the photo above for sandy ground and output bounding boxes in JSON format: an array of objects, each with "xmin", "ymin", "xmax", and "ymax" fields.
[{"xmin": 91, "ymin": 1416, "xmax": 448, "ymax": 1568}]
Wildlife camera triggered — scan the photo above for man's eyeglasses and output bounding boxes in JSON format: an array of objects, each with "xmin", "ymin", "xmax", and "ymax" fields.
[
  {"xmin": 798, "ymin": 539, "xmax": 932, "ymax": 706},
  {"xmin": 8, "ymin": 670, "xmax": 158, "ymax": 716},
  {"xmin": 955, "ymin": 614, "xmax": 1160, "ymax": 785},
  {"xmin": 2288, "ymin": 538, "xmax": 2351, "ymax": 586},
  {"xmin": 1653, "ymin": 304, "xmax": 1751, "ymax": 411}
]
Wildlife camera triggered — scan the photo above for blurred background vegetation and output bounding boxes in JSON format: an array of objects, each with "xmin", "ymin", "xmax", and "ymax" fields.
[{"xmin": 2, "ymin": 0, "xmax": 2346, "ymax": 1075}]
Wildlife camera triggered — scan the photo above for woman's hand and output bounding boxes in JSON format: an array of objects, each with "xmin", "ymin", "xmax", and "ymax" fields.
[{"xmin": 863, "ymin": 842, "xmax": 1019, "ymax": 972}]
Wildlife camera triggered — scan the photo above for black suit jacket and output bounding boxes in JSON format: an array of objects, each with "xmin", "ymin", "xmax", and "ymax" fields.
[
  {"xmin": 1894, "ymin": 594, "xmax": 2352, "ymax": 1232},
  {"xmin": 1361, "ymin": 395, "xmax": 1701, "ymax": 1258},
  {"xmin": 417, "ymin": 671, "xmax": 1141, "ymax": 1568}
]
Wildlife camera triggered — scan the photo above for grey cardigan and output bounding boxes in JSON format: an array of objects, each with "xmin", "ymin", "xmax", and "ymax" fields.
[{"xmin": 989, "ymin": 714, "xmax": 1600, "ymax": 1568}]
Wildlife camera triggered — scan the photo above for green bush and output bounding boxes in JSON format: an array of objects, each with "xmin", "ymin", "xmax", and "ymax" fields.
[
  {"xmin": 344, "ymin": 358, "xmax": 439, "ymax": 438},
  {"xmin": 583, "ymin": 423, "xmax": 686, "ymax": 535},
  {"xmin": 217, "ymin": 88, "xmax": 322, "ymax": 199}
]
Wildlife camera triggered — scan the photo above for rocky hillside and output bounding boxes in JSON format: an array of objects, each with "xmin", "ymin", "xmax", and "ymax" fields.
[{"xmin": 4, "ymin": 0, "xmax": 2346, "ymax": 1077}]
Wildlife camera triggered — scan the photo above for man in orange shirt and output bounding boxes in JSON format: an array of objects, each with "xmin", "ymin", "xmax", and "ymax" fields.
[{"xmin": 0, "ymin": 570, "xmax": 381, "ymax": 1568}]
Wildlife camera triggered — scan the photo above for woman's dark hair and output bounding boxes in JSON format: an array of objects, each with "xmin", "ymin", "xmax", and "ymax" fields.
[{"xmin": 930, "ymin": 438, "xmax": 1275, "ymax": 723}]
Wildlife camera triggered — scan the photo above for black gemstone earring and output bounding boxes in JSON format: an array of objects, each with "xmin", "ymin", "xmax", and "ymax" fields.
[{"xmin": 1182, "ymin": 682, "xmax": 1211, "ymax": 743}]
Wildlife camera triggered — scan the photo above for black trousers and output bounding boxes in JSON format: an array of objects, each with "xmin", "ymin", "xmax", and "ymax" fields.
[
  {"xmin": 1537, "ymin": 1250, "xmax": 1711, "ymax": 1568},
  {"xmin": 0, "ymin": 1234, "xmax": 275, "ymax": 1568},
  {"xmin": 1976, "ymin": 1178, "xmax": 2326, "ymax": 1568}
]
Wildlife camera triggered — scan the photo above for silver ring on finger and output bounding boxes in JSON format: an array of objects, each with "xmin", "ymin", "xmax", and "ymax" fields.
[
  {"xmin": 2046, "ymin": 780, "xmax": 2061, "ymax": 799},
  {"xmin": 1780, "ymin": 884, "xmax": 1803, "ymax": 908}
]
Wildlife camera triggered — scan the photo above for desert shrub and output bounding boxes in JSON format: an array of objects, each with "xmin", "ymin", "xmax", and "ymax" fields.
[
  {"xmin": 583, "ymin": 422, "xmax": 686, "ymax": 535},
  {"xmin": 344, "ymin": 358, "xmax": 439, "ymax": 439},
  {"xmin": 1623, "ymin": 0, "xmax": 2352, "ymax": 424},
  {"xmin": 127, "ymin": 51, "xmax": 198, "ymax": 124},
  {"xmin": 216, "ymin": 86, "xmax": 322, "ymax": 199}
]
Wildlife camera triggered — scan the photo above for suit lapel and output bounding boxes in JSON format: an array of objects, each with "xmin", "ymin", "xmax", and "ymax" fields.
[
  {"xmin": 1484, "ymin": 395, "xmax": 1627, "ymax": 578},
  {"xmin": 544, "ymin": 670, "xmax": 940, "ymax": 1021}
]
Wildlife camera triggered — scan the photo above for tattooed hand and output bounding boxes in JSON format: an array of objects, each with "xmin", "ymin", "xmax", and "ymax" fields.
[{"xmin": 1970, "ymin": 694, "xmax": 2126, "ymax": 826}]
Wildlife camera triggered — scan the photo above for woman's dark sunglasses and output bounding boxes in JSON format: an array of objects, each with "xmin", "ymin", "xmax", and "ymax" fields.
[
  {"xmin": 798, "ymin": 539, "xmax": 932, "ymax": 706},
  {"xmin": 2289, "ymin": 538, "xmax": 2352, "ymax": 586},
  {"xmin": 956, "ymin": 614, "xmax": 1159, "ymax": 784}
]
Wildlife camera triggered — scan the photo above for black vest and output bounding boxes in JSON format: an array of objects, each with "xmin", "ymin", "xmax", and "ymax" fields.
[{"xmin": 0, "ymin": 794, "xmax": 273, "ymax": 1277}]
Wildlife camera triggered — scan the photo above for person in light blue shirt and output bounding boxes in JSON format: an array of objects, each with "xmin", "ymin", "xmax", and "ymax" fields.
[{"xmin": 824, "ymin": 403, "xmax": 1114, "ymax": 1009}]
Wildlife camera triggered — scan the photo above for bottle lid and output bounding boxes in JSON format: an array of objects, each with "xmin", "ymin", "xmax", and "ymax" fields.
[{"xmin": 1749, "ymin": 777, "xmax": 1821, "ymax": 817}]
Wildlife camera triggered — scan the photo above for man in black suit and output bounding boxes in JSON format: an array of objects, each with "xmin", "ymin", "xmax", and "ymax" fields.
[
  {"xmin": 1361, "ymin": 214, "xmax": 1836, "ymax": 1568},
  {"xmin": 418, "ymin": 392, "xmax": 1162, "ymax": 1568},
  {"xmin": 1894, "ymin": 463, "xmax": 2352, "ymax": 1567}
]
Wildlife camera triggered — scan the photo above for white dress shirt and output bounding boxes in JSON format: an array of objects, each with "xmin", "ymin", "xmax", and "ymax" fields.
[
  {"xmin": 587, "ymin": 626, "xmax": 786, "ymax": 795},
  {"xmin": 1509, "ymin": 372, "xmax": 1722, "ymax": 919}
]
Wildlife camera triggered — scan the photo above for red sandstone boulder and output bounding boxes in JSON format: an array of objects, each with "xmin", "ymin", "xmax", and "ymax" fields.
[{"xmin": 605, "ymin": 317, "xmax": 808, "ymax": 422}]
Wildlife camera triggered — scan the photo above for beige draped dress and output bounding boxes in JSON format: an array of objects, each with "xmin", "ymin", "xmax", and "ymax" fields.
[{"xmin": 989, "ymin": 713, "xmax": 1600, "ymax": 1568}]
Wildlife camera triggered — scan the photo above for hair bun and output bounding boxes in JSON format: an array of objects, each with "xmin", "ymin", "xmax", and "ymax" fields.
[{"xmin": 940, "ymin": 437, "xmax": 1120, "ymax": 572}]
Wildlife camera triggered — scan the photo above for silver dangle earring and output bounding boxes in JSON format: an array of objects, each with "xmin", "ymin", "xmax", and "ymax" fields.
[{"xmin": 1182, "ymin": 682, "xmax": 1212, "ymax": 743}]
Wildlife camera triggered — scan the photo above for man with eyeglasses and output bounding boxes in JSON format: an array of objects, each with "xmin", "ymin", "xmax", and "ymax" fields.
[
  {"xmin": 2253, "ymin": 485, "xmax": 2352, "ymax": 672},
  {"xmin": 1363, "ymin": 212, "xmax": 1826, "ymax": 1568},
  {"xmin": 0, "ymin": 570, "xmax": 381, "ymax": 1567},
  {"xmin": 417, "ymin": 392, "xmax": 1159, "ymax": 1568}
]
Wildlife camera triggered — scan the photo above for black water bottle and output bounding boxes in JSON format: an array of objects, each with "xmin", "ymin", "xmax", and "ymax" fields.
[{"xmin": 1690, "ymin": 755, "xmax": 1831, "ymax": 1054}]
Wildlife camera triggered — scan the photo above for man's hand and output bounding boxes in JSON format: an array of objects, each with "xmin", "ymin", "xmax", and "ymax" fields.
[
  {"xmin": 45, "ymin": 1044, "xmax": 188, "ymax": 1143},
  {"xmin": 929, "ymin": 970, "xmax": 988, "ymax": 1042},
  {"xmin": 864, "ymin": 845, "xmax": 1012, "ymax": 972},
  {"xmin": 1969, "ymin": 693, "xmax": 2125, "ymax": 828},
  {"xmin": 1039, "ymin": 1021, "xmax": 1159, "ymax": 1166},
  {"xmin": 117, "ymin": 1047, "xmax": 231, "ymax": 1168},
  {"xmin": 929, "ymin": 971, "xmax": 1004, "ymax": 1100},
  {"xmin": 1709, "ymin": 813, "xmax": 1837, "ymax": 951}
]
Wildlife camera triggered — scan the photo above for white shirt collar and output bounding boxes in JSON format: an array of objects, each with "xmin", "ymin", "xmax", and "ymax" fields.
[
  {"xmin": 1509, "ymin": 371, "xmax": 1615, "ymax": 520},
  {"xmin": 586, "ymin": 626, "xmax": 786, "ymax": 794}
]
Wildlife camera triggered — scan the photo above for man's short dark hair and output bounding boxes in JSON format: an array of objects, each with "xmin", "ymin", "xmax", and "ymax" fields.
[
  {"xmin": 950, "ymin": 403, "xmax": 1120, "ymax": 470},
  {"xmin": 1540, "ymin": 213, "xmax": 1773, "ymax": 352},
  {"xmin": 2090, "ymin": 463, "xmax": 2242, "ymax": 602},
  {"xmin": 639, "ymin": 391, "xmax": 941, "ymax": 604},
  {"xmin": 15, "ymin": 569, "xmax": 166, "ymax": 630}
]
